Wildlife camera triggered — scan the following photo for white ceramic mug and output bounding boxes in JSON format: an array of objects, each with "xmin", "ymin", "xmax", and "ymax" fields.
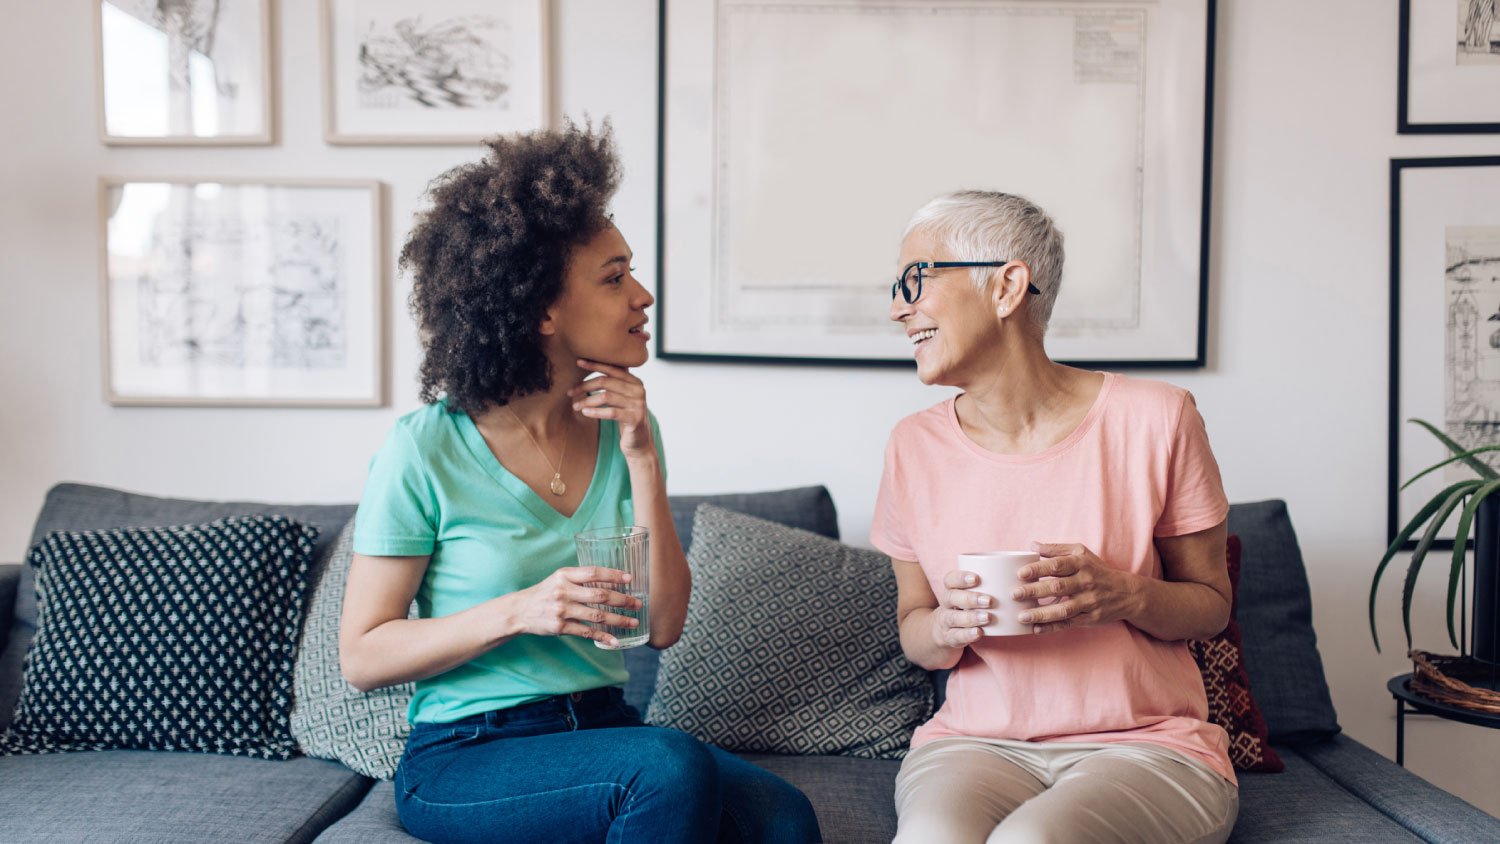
[{"xmin": 957, "ymin": 551, "xmax": 1041, "ymax": 636}]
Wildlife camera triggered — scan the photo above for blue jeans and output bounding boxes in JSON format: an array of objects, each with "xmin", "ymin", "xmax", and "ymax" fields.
[{"xmin": 394, "ymin": 687, "xmax": 821, "ymax": 844}]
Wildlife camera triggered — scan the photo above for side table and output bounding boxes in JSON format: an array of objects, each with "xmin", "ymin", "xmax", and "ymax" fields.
[{"xmin": 1387, "ymin": 673, "xmax": 1500, "ymax": 766}]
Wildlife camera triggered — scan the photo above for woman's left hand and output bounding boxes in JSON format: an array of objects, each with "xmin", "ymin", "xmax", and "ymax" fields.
[
  {"xmin": 568, "ymin": 359, "xmax": 655, "ymax": 461},
  {"xmin": 1012, "ymin": 543, "xmax": 1145, "ymax": 635}
]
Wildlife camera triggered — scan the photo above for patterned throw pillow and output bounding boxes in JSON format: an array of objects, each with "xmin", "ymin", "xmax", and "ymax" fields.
[
  {"xmin": 290, "ymin": 520, "xmax": 414, "ymax": 779},
  {"xmin": 1188, "ymin": 534, "xmax": 1285, "ymax": 773},
  {"xmin": 1, "ymin": 516, "xmax": 316, "ymax": 759},
  {"xmin": 647, "ymin": 505, "xmax": 933, "ymax": 759}
]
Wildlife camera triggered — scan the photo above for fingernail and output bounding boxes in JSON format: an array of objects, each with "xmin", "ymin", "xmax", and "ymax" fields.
[
  {"xmin": 976, "ymin": 612, "xmax": 990, "ymax": 624},
  {"xmin": 964, "ymin": 575, "xmax": 976, "ymax": 586},
  {"xmin": 1011, "ymin": 589, "xmax": 1025, "ymax": 600},
  {"xmin": 1018, "ymin": 612, "xmax": 1033, "ymax": 623},
  {"xmin": 977, "ymin": 595, "xmax": 991, "ymax": 607}
]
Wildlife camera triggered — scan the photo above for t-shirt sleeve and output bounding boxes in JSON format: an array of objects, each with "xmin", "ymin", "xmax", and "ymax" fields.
[
  {"xmin": 870, "ymin": 432, "xmax": 918, "ymax": 561},
  {"xmin": 1154, "ymin": 391, "xmax": 1230, "ymax": 538},
  {"xmin": 353, "ymin": 424, "xmax": 438, "ymax": 557}
]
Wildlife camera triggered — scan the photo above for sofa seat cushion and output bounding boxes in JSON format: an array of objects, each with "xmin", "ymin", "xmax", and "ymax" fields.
[
  {"xmin": 0, "ymin": 751, "xmax": 370, "ymax": 844},
  {"xmin": 313, "ymin": 780, "xmax": 416, "ymax": 843},
  {"xmin": 1230, "ymin": 749, "xmax": 1420, "ymax": 842}
]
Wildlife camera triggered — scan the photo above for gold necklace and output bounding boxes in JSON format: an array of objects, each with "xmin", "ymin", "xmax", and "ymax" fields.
[{"xmin": 504, "ymin": 406, "xmax": 570, "ymax": 496}]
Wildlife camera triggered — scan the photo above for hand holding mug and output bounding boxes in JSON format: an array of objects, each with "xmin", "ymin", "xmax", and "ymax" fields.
[
  {"xmin": 1012, "ymin": 543, "xmax": 1144, "ymax": 634},
  {"xmin": 930, "ymin": 569, "xmax": 995, "ymax": 648}
]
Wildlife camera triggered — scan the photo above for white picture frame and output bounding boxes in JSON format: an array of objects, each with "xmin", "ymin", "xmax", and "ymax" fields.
[
  {"xmin": 1389, "ymin": 157, "xmax": 1500, "ymax": 548},
  {"xmin": 95, "ymin": 0, "xmax": 275, "ymax": 145},
  {"xmin": 657, "ymin": 0, "xmax": 1215, "ymax": 366},
  {"xmin": 322, "ymin": 0, "xmax": 551, "ymax": 145},
  {"xmin": 101, "ymin": 178, "xmax": 386, "ymax": 407}
]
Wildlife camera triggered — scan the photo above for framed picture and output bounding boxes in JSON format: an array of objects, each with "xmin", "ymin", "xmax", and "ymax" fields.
[
  {"xmin": 1389, "ymin": 157, "xmax": 1500, "ymax": 549},
  {"xmin": 95, "ymin": 0, "xmax": 274, "ymax": 145},
  {"xmin": 322, "ymin": 0, "xmax": 550, "ymax": 144},
  {"xmin": 656, "ymin": 0, "xmax": 1215, "ymax": 366},
  {"xmin": 101, "ymin": 178, "xmax": 386, "ymax": 407},
  {"xmin": 1398, "ymin": 0, "xmax": 1500, "ymax": 133}
]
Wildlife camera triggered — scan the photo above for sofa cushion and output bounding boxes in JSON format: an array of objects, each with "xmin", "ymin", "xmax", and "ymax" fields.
[
  {"xmin": 313, "ymin": 780, "xmax": 417, "ymax": 843},
  {"xmin": 1226, "ymin": 500, "xmax": 1340, "ymax": 743},
  {"xmin": 739, "ymin": 753, "xmax": 900, "ymax": 844},
  {"xmin": 0, "ymin": 564, "xmax": 16, "ymax": 654},
  {"xmin": 0, "ymin": 750, "xmax": 370, "ymax": 844},
  {"xmin": 647, "ymin": 505, "xmax": 932, "ymax": 760},
  {"xmin": 1187, "ymin": 535, "xmax": 1283, "ymax": 772},
  {"xmin": 292, "ymin": 521, "xmax": 414, "ymax": 779},
  {"xmin": 3, "ymin": 516, "xmax": 316, "ymax": 758},
  {"xmin": 1228, "ymin": 747, "xmax": 1421, "ymax": 842},
  {"xmin": 627, "ymin": 485, "xmax": 842, "ymax": 711},
  {"xmin": 17, "ymin": 482, "xmax": 357, "ymax": 630},
  {"xmin": 0, "ymin": 624, "xmax": 26, "ymax": 734}
]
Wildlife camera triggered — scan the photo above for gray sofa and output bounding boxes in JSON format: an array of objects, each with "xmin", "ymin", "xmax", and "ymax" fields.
[{"xmin": 2, "ymin": 482, "xmax": 1498, "ymax": 843}]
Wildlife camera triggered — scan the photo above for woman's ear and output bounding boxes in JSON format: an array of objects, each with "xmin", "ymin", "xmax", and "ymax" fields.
[
  {"xmin": 993, "ymin": 261, "xmax": 1032, "ymax": 318},
  {"xmin": 538, "ymin": 306, "xmax": 559, "ymax": 337}
]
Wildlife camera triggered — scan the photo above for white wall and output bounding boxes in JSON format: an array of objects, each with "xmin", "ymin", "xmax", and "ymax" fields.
[{"xmin": 2, "ymin": 0, "xmax": 1498, "ymax": 815}]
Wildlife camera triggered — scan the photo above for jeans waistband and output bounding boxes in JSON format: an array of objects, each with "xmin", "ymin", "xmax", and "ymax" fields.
[{"xmin": 421, "ymin": 686, "xmax": 627, "ymax": 731}]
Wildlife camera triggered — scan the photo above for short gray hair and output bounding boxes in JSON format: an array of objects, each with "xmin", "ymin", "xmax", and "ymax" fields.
[{"xmin": 903, "ymin": 191, "xmax": 1065, "ymax": 331}]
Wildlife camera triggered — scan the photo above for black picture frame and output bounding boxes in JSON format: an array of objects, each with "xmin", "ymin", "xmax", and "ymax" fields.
[
  {"xmin": 1397, "ymin": 0, "xmax": 1500, "ymax": 134},
  {"xmin": 1388, "ymin": 156, "xmax": 1500, "ymax": 550},
  {"xmin": 655, "ymin": 0, "xmax": 1216, "ymax": 368}
]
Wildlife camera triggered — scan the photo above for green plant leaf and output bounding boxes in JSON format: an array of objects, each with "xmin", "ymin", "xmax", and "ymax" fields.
[
  {"xmin": 1403, "ymin": 485, "xmax": 1477, "ymax": 650},
  {"xmin": 1410, "ymin": 419, "xmax": 1499, "ymax": 479},
  {"xmin": 1447, "ymin": 479, "xmax": 1500, "ymax": 649},
  {"xmin": 1401, "ymin": 445, "xmax": 1500, "ymax": 490},
  {"xmin": 1371, "ymin": 479, "xmax": 1482, "ymax": 652}
]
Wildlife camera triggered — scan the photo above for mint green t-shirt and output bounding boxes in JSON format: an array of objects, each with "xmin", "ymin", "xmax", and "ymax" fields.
[{"xmin": 352, "ymin": 402, "xmax": 661, "ymax": 724}]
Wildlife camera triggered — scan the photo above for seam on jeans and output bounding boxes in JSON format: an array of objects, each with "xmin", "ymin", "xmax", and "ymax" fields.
[{"xmin": 407, "ymin": 781, "xmax": 624, "ymax": 810}]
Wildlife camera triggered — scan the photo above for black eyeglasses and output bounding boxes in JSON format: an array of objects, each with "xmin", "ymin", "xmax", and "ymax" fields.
[{"xmin": 891, "ymin": 261, "xmax": 1043, "ymax": 304}]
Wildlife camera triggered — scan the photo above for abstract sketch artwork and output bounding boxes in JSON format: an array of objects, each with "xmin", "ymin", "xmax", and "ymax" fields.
[
  {"xmin": 356, "ymin": 7, "xmax": 513, "ymax": 111},
  {"xmin": 97, "ymin": 0, "xmax": 272, "ymax": 143},
  {"xmin": 324, "ymin": 0, "xmax": 547, "ymax": 143},
  {"xmin": 1458, "ymin": 0, "xmax": 1500, "ymax": 64},
  {"xmin": 105, "ymin": 181, "xmax": 383, "ymax": 406},
  {"xmin": 1445, "ymin": 226, "xmax": 1500, "ymax": 477}
]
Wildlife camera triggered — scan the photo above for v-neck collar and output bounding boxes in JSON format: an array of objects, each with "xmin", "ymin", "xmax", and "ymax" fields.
[{"xmin": 454, "ymin": 410, "xmax": 615, "ymax": 532}]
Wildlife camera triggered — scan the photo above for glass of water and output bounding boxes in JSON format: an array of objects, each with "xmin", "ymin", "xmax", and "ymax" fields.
[{"xmin": 574, "ymin": 526, "xmax": 649, "ymax": 650}]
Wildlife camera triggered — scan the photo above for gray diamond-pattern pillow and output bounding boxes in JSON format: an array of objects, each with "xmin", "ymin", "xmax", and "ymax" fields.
[
  {"xmin": 647, "ymin": 505, "xmax": 932, "ymax": 759},
  {"xmin": 2, "ymin": 516, "xmax": 316, "ymax": 759},
  {"xmin": 290, "ymin": 519, "xmax": 414, "ymax": 779}
]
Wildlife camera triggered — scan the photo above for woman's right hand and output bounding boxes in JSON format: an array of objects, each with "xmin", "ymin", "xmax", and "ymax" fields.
[
  {"xmin": 502, "ymin": 566, "xmax": 643, "ymax": 647},
  {"xmin": 930, "ymin": 570, "xmax": 994, "ymax": 648}
]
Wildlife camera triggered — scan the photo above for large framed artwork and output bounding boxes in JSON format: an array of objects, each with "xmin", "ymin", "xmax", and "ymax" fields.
[
  {"xmin": 1398, "ymin": 0, "xmax": 1500, "ymax": 133},
  {"xmin": 1389, "ymin": 157, "xmax": 1500, "ymax": 549},
  {"xmin": 101, "ymin": 178, "xmax": 386, "ymax": 407},
  {"xmin": 657, "ymin": 0, "xmax": 1216, "ymax": 366},
  {"xmin": 322, "ymin": 0, "xmax": 550, "ymax": 144},
  {"xmin": 95, "ymin": 0, "xmax": 274, "ymax": 145}
]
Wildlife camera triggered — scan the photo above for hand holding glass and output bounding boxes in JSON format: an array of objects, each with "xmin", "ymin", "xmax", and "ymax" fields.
[{"xmin": 574, "ymin": 526, "xmax": 650, "ymax": 650}]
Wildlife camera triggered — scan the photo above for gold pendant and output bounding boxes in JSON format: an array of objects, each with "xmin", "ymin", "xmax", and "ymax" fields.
[{"xmin": 549, "ymin": 474, "xmax": 567, "ymax": 496}]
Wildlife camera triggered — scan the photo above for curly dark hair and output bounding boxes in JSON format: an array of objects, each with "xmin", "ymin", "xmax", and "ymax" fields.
[{"xmin": 401, "ymin": 121, "xmax": 621, "ymax": 415}]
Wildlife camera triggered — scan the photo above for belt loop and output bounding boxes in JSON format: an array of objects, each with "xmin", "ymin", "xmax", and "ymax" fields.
[{"xmin": 564, "ymin": 692, "xmax": 578, "ymax": 730}]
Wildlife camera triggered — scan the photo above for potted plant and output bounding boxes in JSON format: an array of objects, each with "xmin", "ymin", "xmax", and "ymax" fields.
[{"xmin": 1370, "ymin": 419, "xmax": 1500, "ymax": 672}]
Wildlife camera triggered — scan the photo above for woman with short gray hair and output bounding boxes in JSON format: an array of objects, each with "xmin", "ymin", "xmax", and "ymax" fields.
[{"xmin": 873, "ymin": 190, "xmax": 1240, "ymax": 843}]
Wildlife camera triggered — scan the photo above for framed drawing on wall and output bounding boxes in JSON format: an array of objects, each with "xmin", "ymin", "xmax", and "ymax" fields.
[
  {"xmin": 657, "ymin": 0, "xmax": 1216, "ymax": 366},
  {"xmin": 1389, "ymin": 157, "xmax": 1500, "ymax": 549},
  {"xmin": 95, "ymin": 0, "xmax": 274, "ymax": 145},
  {"xmin": 101, "ymin": 178, "xmax": 386, "ymax": 407},
  {"xmin": 1398, "ymin": 0, "xmax": 1500, "ymax": 133},
  {"xmin": 322, "ymin": 0, "xmax": 550, "ymax": 144}
]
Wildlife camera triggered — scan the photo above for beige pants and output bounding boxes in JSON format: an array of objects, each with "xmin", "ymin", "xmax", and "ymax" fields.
[{"xmin": 893, "ymin": 737, "xmax": 1239, "ymax": 844}]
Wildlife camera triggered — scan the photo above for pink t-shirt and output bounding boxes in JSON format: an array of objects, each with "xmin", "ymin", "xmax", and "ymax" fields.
[{"xmin": 871, "ymin": 373, "xmax": 1235, "ymax": 783}]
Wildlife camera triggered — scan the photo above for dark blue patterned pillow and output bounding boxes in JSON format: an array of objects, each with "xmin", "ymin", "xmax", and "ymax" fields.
[{"xmin": 1, "ymin": 515, "xmax": 317, "ymax": 759}]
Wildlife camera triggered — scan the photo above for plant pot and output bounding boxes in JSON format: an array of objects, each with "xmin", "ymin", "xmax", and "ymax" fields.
[{"xmin": 1473, "ymin": 495, "xmax": 1500, "ymax": 667}]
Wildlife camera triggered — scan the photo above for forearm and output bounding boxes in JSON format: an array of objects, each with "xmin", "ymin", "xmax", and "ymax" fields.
[
  {"xmin": 899, "ymin": 606, "xmax": 965, "ymax": 670},
  {"xmin": 342, "ymin": 597, "xmax": 517, "ymax": 692},
  {"xmin": 626, "ymin": 455, "xmax": 690, "ymax": 648},
  {"xmin": 1125, "ymin": 577, "xmax": 1230, "ymax": 642}
]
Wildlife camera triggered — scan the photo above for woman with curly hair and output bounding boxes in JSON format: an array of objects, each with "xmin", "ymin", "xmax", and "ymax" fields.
[{"xmin": 339, "ymin": 122, "xmax": 820, "ymax": 844}]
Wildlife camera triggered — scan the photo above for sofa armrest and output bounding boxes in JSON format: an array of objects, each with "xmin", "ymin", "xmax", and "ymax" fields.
[
  {"xmin": 1291, "ymin": 734, "xmax": 1500, "ymax": 839},
  {"xmin": 0, "ymin": 562, "xmax": 18, "ymax": 653}
]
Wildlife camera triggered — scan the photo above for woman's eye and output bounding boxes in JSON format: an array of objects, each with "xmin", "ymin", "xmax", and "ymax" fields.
[{"xmin": 607, "ymin": 275, "xmax": 624, "ymax": 286}]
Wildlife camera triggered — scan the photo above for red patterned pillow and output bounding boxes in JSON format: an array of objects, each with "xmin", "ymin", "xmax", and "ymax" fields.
[{"xmin": 1188, "ymin": 534, "xmax": 1285, "ymax": 773}]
